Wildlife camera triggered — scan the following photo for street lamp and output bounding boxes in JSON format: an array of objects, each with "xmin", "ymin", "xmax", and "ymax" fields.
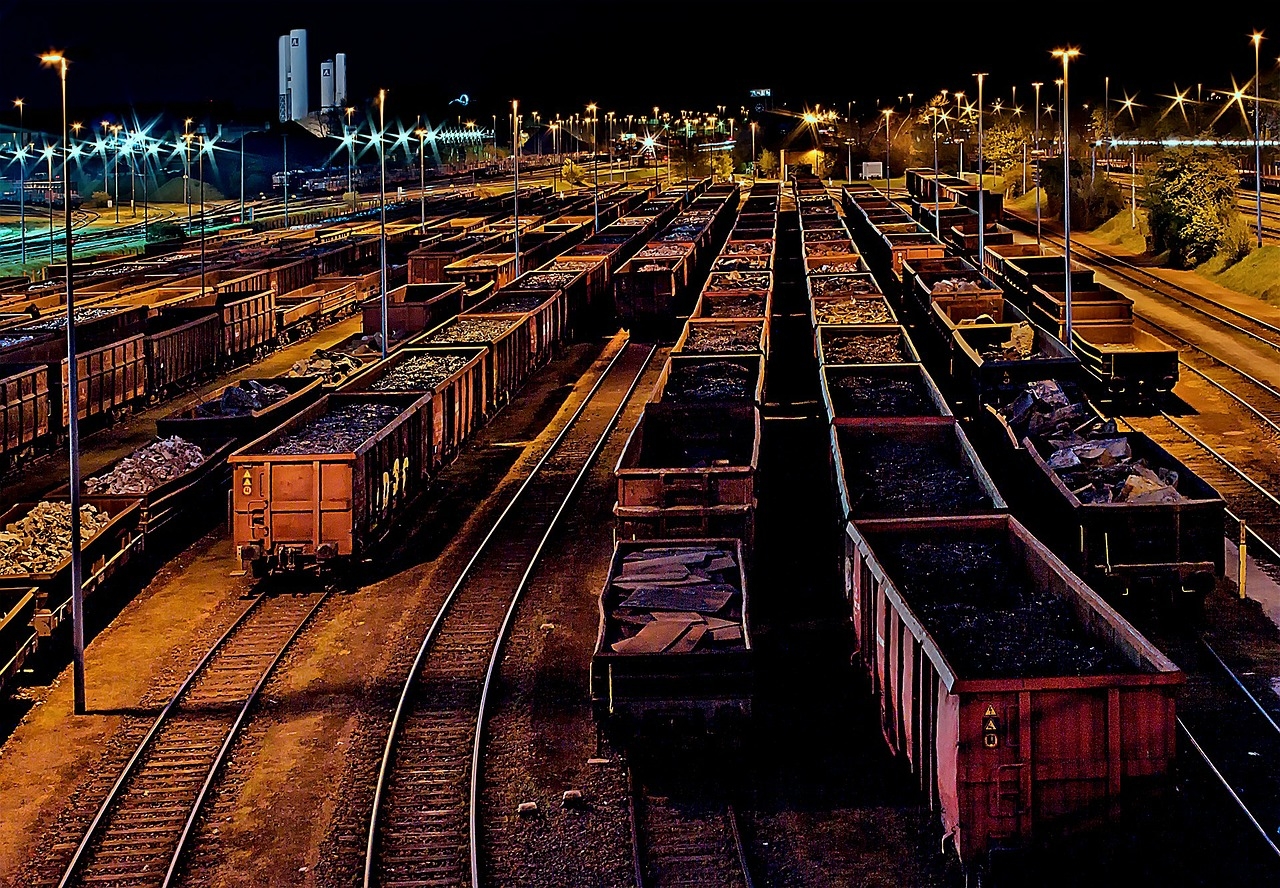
[
  {"xmin": 416, "ymin": 127, "xmax": 427, "ymax": 228},
  {"xmin": 954, "ymin": 91, "xmax": 965, "ymax": 172},
  {"xmin": 14, "ymin": 99, "xmax": 27, "ymax": 267},
  {"xmin": 110, "ymin": 124, "xmax": 122, "ymax": 224},
  {"xmin": 751, "ymin": 122, "xmax": 757, "ymax": 183},
  {"xmin": 975, "ymin": 72, "xmax": 988, "ymax": 266},
  {"xmin": 1053, "ymin": 47, "xmax": 1081, "ymax": 348},
  {"xmin": 377, "ymin": 89, "xmax": 388, "ymax": 359},
  {"xmin": 198, "ymin": 131, "xmax": 206, "ymax": 297},
  {"xmin": 882, "ymin": 108, "xmax": 893, "ymax": 196},
  {"xmin": 1033, "ymin": 81, "xmax": 1043, "ymax": 245},
  {"xmin": 588, "ymin": 103, "xmax": 599, "ymax": 230},
  {"xmin": 183, "ymin": 117, "xmax": 192, "ymax": 224},
  {"xmin": 513, "ymin": 99, "xmax": 521, "ymax": 277},
  {"xmin": 1253, "ymin": 31, "xmax": 1265, "ymax": 248},
  {"xmin": 40, "ymin": 51, "xmax": 86, "ymax": 716},
  {"xmin": 346, "ymin": 106, "xmax": 356, "ymax": 212},
  {"xmin": 932, "ymin": 107, "xmax": 946, "ymax": 240}
]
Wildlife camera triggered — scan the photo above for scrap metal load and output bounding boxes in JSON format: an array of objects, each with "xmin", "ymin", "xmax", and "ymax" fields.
[
  {"xmin": 195, "ymin": 380, "xmax": 290, "ymax": 416},
  {"xmin": 591, "ymin": 539, "xmax": 751, "ymax": 728},
  {"xmin": 83, "ymin": 437, "xmax": 206, "ymax": 495},
  {"xmin": 0, "ymin": 502, "xmax": 112, "ymax": 576},
  {"xmin": 603, "ymin": 546, "xmax": 746, "ymax": 655},
  {"xmin": 268, "ymin": 402, "xmax": 403, "ymax": 455}
]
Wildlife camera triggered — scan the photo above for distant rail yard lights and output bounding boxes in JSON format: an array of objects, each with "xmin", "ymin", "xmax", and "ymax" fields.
[
  {"xmin": 377, "ymin": 89, "xmax": 388, "ymax": 359},
  {"xmin": 1053, "ymin": 47, "xmax": 1081, "ymax": 346},
  {"xmin": 41, "ymin": 51, "xmax": 86, "ymax": 715},
  {"xmin": 1252, "ymin": 31, "xmax": 1265, "ymax": 248}
]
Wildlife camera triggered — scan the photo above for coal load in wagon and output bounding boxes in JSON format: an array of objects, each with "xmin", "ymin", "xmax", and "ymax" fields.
[
  {"xmin": 512, "ymin": 271, "xmax": 577, "ymax": 289},
  {"xmin": 815, "ymin": 298, "xmax": 893, "ymax": 325},
  {"xmin": 665, "ymin": 361, "xmax": 753, "ymax": 402},
  {"xmin": 831, "ymin": 374, "xmax": 933, "ymax": 418},
  {"xmin": 683, "ymin": 325, "xmax": 759, "ymax": 354},
  {"xmin": 874, "ymin": 531, "xmax": 1135, "ymax": 678},
  {"xmin": 702, "ymin": 295, "xmax": 766, "ymax": 318},
  {"xmin": 85, "ymin": 437, "xmax": 206, "ymax": 495},
  {"xmin": 840, "ymin": 433, "xmax": 991, "ymax": 516},
  {"xmin": 825, "ymin": 332, "xmax": 907, "ymax": 364},
  {"xmin": 0, "ymin": 502, "xmax": 112, "ymax": 577},
  {"xmin": 481, "ymin": 293, "xmax": 554, "ymax": 313},
  {"xmin": 371, "ymin": 353, "xmax": 471, "ymax": 392},
  {"xmin": 607, "ymin": 546, "xmax": 744, "ymax": 654},
  {"xmin": 198, "ymin": 380, "xmax": 290, "ymax": 416},
  {"xmin": 20, "ymin": 307, "xmax": 120, "ymax": 331},
  {"xmin": 638, "ymin": 409, "xmax": 754, "ymax": 469},
  {"xmin": 999, "ymin": 380, "xmax": 1185, "ymax": 505},
  {"xmin": 269, "ymin": 403, "xmax": 402, "ymax": 455},
  {"xmin": 423, "ymin": 317, "xmax": 514, "ymax": 344}
]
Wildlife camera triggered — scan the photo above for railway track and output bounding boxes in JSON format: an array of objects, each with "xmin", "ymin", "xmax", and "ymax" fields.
[
  {"xmin": 1174, "ymin": 636, "xmax": 1280, "ymax": 863},
  {"xmin": 48, "ymin": 586, "xmax": 331, "ymax": 888},
  {"xmin": 629, "ymin": 770, "xmax": 753, "ymax": 888},
  {"xmin": 1030, "ymin": 227, "xmax": 1280, "ymax": 363},
  {"xmin": 362, "ymin": 339, "xmax": 655, "ymax": 888}
]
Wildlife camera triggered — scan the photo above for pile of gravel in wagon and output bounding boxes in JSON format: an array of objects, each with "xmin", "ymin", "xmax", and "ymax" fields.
[{"xmin": 423, "ymin": 317, "xmax": 514, "ymax": 344}]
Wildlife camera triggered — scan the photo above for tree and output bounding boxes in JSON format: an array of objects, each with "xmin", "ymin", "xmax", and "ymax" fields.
[
  {"xmin": 757, "ymin": 149, "xmax": 779, "ymax": 177},
  {"xmin": 1145, "ymin": 146, "xmax": 1249, "ymax": 268},
  {"xmin": 1040, "ymin": 158, "xmax": 1126, "ymax": 230},
  {"xmin": 982, "ymin": 124, "xmax": 1026, "ymax": 178}
]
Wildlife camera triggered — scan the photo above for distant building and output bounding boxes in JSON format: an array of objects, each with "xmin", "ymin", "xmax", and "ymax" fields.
[{"xmin": 279, "ymin": 30, "xmax": 348, "ymax": 126}]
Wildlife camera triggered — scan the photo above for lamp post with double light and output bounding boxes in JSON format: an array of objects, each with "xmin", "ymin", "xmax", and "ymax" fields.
[
  {"xmin": 1033, "ymin": 81, "xmax": 1043, "ymax": 245},
  {"xmin": 1053, "ymin": 47, "xmax": 1081, "ymax": 347},
  {"xmin": 14, "ymin": 99, "xmax": 26, "ymax": 266},
  {"xmin": 588, "ymin": 103, "xmax": 599, "ymax": 230},
  {"xmin": 377, "ymin": 89, "xmax": 388, "ymax": 359},
  {"xmin": 1252, "ymin": 31, "xmax": 1265, "ymax": 248},
  {"xmin": 416, "ymin": 127, "xmax": 427, "ymax": 229},
  {"xmin": 975, "ymin": 72, "xmax": 987, "ymax": 266},
  {"xmin": 41, "ymin": 51, "xmax": 87, "ymax": 715},
  {"xmin": 882, "ymin": 108, "xmax": 893, "ymax": 196}
]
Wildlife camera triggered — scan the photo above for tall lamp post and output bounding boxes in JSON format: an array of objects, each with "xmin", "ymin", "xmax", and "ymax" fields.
[
  {"xmin": 1053, "ymin": 47, "xmax": 1081, "ymax": 348},
  {"xmin": 954, "ymin": 92, "xmax": 965, "ymax": 172},
  {"xmin": 751, "ymin": 122, "xmax": 757, "ymax": 183},
  {"xmin": 931, "ymin": 106, "xmax": 945, "ymax": 240},
  {"xmin": 975, "ymin": 73, "xmax": 987, "ymax": 267},
  {"xmin": 111, "ymin": 124, "xmax": 122, "ymax": 224},
  {"xmin": 1033, "ymin": 81, "xmax": 1043, "ymax": 245},
  {"xmin": 14, "ymin": 99, "xmax": 26, "ymax": 267},
  {"xmin": 377, "ymin": 89, "xmax": 388, "ymax": 359},
  {"xmin": 346, "ymin": 107, "xmax": 356, "ymax": 212},
  {"xmin": 513, "ymin": 99, "xmax": 521, "ymax": 277},
  {"xmin": 183, "ymin": 118, "xmax": 192, "ymax": 225},
  {"xmin": 198, "ymin": 131, "xmax": 206, "ymax": 297},
  {"xmin": 41, "ymin": 52, "xmax": 86, "ymax": 715},
  {"xmin": 882, "ymin": 108, "xmax": 893, "ymax": 196},
  {"xmin": 1253, "ymin": 31, "xmax": 1265, "ymax": 248},
  {"xmin": 416, "ymin": 127, "xmax": 427, "ymax": 229},
  {"xmin": 588, "ymin": 103, "xmax": 599, "ymax": 230}
]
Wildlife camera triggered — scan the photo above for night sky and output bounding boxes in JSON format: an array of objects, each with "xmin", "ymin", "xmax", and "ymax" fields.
[{"xmin": 1, "ymin": 1, "xmax": 1276, "ymax": 131}]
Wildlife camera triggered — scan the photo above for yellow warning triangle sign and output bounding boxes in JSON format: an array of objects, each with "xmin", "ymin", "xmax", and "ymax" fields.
[
  {"xmin": 984, "ymin": 704, "xmax": 997, "ymax": 718},
  {"xmin": 983, "ymin": 718, "xmax": 999, "ymax": 732}
]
